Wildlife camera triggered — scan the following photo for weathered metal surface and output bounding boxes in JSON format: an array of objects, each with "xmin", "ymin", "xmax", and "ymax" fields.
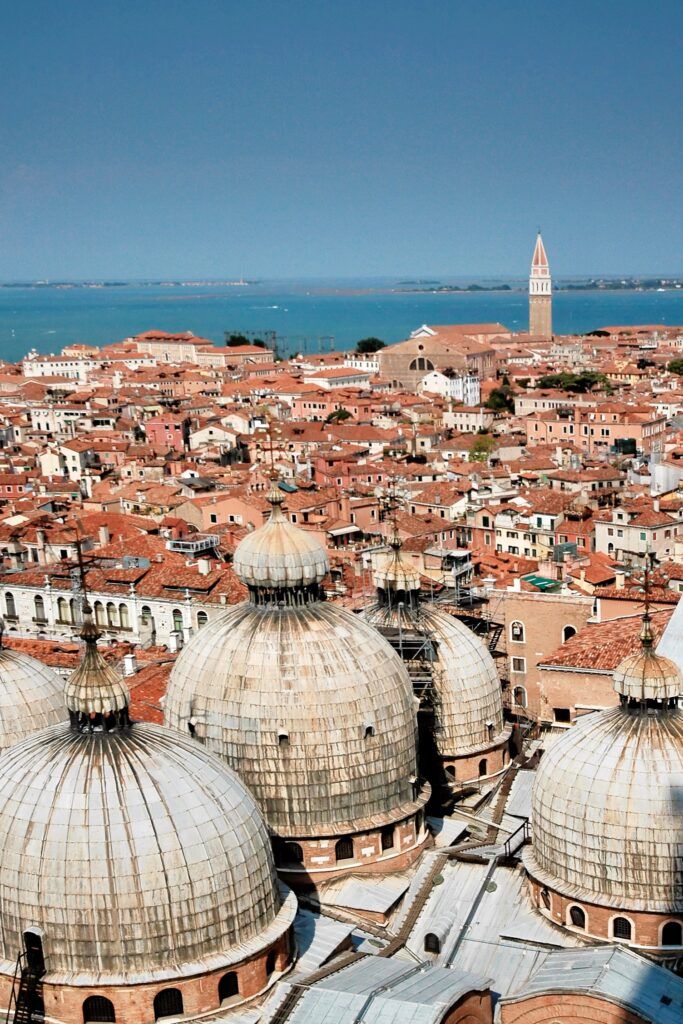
[
  {"xmin": 365, "ymin": 601, "xmax": 509, "ymax": 758},
  {"xmin": 64, "ymin": 638, "xmax": 130, "ymax": 716},
  {"xmin": 500, "ymin": 945, "xmax": 683, "ymax": 1024},
  {"xmin": 0, "ymin": 647, "xmax": 66, "ymax": 750},
  {"xmin": 233, "ymin": 491, "xmax": 329, "ymax": 589},
  {"xmin": 165, "ymin": 600, "xmax": 421, "ymax": 835},
  {"xmin": 526, "ymin": 702, "xmax": 683, "ymax": 911},
  {"xmin": 0, "ymin": 720, "xmax": 293, "ymax": 983}
]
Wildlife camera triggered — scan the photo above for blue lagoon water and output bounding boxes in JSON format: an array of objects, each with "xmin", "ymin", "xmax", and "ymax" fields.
[{"xmin": 0, "ymin": 283, "xmax": 681, "ymax": 362}]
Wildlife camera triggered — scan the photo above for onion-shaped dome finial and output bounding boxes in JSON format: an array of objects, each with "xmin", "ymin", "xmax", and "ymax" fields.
[
  {"xmin": 64, "ymin": 602, "xmax": 131, "ymax": 730},
  {"xmin": 612, "ymin": 610, "xmax": 683, "ymax": 704},
  {"xmin": 233, "ymin": 477, "xmax": 329, "ymax": 603}
]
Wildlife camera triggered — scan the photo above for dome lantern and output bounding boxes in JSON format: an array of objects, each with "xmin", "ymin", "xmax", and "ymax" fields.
[
  {"xmin": 233, "ymin": 479, "xmax": 330, "ymax": 606},
  {"xmin": 613, "ymin": 610, "xmax": 682, "ymax": 706},
  {"xmin": 64, "ymin": 601, "xmax": 131, "ymax": 731}
]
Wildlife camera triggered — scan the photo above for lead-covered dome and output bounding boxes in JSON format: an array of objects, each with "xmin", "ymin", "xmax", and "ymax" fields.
[
  {"xmin": 165, "ymin": 602, "xmax": 420, "ymax": 834},
  {"xmin": 0, "ymin": 607, "xmax": 294, "ymax": 985},
  {"xmin": 0, "ymin": 643, "xmax": 67, "ymax": 750},
  {"xmin": 365, "ymin": 541, "xmax": 509, "ymax": 758},
  {"xmin": 525, "ymin": 617, "xmax": 683, "ymax": 911},
  {"xmin": 0, "ymin": 724, "xmax": 294, "ymax": 982}
]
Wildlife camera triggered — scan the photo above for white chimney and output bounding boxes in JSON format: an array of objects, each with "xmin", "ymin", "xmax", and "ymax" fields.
[
  {"xmin": 99, "ymin": 525, "xmax": 110, "ymax": 546},
  {"xmin": 123, "ymin": 652, "xmax": 137, "ymax": 677},
  {"xmin": 197, "ymin": 558, "xmax": 211, "ymax": 576}
]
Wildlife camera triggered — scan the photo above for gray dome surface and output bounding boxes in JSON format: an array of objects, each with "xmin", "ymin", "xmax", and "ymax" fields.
[
  {"xmin": 233, "ymin": 490, "xmax": 329, "ymax": 590},
  {"xmin": 0, "ymin": 721, "xmax": 293, "ymax": 983},
  {"xmin": 525, "ymin": 705, "xmax": 683, "ymax": 911},
  {"xmin": 365, "ymin": 603, "xmax": 508, "ymax": 757},
  {"xmin": 165, "ymin": 602, "xmax": 420, "ymax": 835},
  {"xmin": 0, "ymin": 647, "xmax": 67, "ymax": 750}
]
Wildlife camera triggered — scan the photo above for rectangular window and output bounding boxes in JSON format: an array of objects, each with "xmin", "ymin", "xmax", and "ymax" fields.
[
  {"xmin": 554, "ymin": 708, "xmax": 571, "ymax": 723},
  {"xmin": 209, "ymin": 513, "xmax": 217, "ymax": 524},
  {"xmin": 511, "ymin": 657, "xmax": 526, "ymax": 674}
]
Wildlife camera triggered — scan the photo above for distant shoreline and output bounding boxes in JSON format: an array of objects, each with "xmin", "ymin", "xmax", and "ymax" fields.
[{"xmin": 1, "ymin": 278, "xmax": 682, "ymax": 295}]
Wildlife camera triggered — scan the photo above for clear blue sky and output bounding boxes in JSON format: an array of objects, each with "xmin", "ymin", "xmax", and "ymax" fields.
[{"xmin": 0, "ymin": 1, "xmax": 680, "ymax": 280}]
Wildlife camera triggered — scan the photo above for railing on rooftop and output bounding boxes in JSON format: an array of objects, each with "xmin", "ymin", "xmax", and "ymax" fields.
[{"xmin": 166, "ymin": 534, "xmax": 220, "ymax": 555}]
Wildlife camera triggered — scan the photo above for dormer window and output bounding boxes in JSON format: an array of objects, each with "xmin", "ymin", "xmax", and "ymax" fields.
[{"xmin": 278, "ymin": 730, "xmax": 289, "ymax": 747}]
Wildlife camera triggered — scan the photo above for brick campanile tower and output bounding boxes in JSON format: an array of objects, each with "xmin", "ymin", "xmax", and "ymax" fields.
[{"xmin": 529, "ymin": 231, "xmax": 552, "ymax": 337}]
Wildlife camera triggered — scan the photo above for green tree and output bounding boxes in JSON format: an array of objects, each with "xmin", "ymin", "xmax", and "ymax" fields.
[
  {"xmin": 668, "ymin": 358, "xmax": 683, "ymax": 375},
  {"xmin": 325, "ymin": 408, "xmax": 352, "ymax": 423},
  {"xmin": 356, "ymin": 337, "xmax": 385, "ymax": 354},
  {"xmin": 225, "ymin": 333, "xmax": 265, "ymax": 348},
  {"xmin": 470, "ymin": 433, "xmax": 495, "ymax": 462},
  {"xmin": 485, "ymin": 387, "xmax": 515, "ymax": 413}
]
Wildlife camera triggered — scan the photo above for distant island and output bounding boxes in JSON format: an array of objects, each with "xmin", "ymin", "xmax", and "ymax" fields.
[{"xmin": 397, "ymin": 276, "xmax": 683, "ymax": 293}]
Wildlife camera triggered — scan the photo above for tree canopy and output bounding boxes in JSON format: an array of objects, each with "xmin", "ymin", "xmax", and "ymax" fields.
[
  {"xmin": 668, "ymin": 358, "xmax": 683, "ymax": 375},
  {"xmin": 485, "ymin": 387, "xmax": 515, "ymax": 413},
  {"xmin": 356, "ymin": 337, "xmax": 385, "ymax": 354},
  {"xmin": 536, "ymin": 371, "xmax": 608, "ymax": 393}
]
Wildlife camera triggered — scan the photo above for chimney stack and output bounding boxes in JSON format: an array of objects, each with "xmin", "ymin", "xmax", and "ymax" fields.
[{"xmin": 99, "ymin": 525, "xmax": 110, "ymax": 546}]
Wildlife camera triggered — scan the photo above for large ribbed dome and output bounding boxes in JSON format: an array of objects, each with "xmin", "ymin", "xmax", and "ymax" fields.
[
  {"xmin": 0, "ymin": 722, "xmax": 294, "ymax": 983},
  {"xmin": 165, "ymin": 601, "xmax": 420, "ymax": 834},
  {"xmin": 525, "ymin": 707, "xmax": 683, "ymax": 910},
  {"xmin": 365, "ymin": 543, "xmax": 508, "ymax": 757},
  {"xmin": 0, "ymin": 645, "xmax": 67, "ymax": 750},
  {"xmin": 233, "ymin": 484, "xmax": 329, "ymax": 591},
  {"xmin": 525, "ymin": 626, "xmax": 683, "ymax": 912}
]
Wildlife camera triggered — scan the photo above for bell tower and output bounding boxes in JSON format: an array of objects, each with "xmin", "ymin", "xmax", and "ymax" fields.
[{"xmin": 529, "ymin": 231, "xmax": 552, "ymax": 337}]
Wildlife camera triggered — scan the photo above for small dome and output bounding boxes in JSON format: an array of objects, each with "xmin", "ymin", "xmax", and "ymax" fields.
[
  {"xmin": 613, "ymin": 613, "xmax": 681, "ymax": 701},
  {"xmin": 233, "ymin": 485, "xmax": 329, "ymax": 591},
  {"xmin": 0, "ymin": 645, "xmax": 67, "ymax": 750},
  {"xmin": 373, "ymin": 542, "xmax": 421, "ymax": 594},
  {"xmin": 525, "ymin": 705, "xmax": 683, "ymax": 911},
  {"xmin": 165, "ymin": 601, "xmax": 420, "ymax": 835},
  {"xmin": 64, "ymin": 605, "xmax": 130, "ymax": 716},
  {"xmin": 0, "ymin": 722, "xmax": 294, "ymax": 982}
]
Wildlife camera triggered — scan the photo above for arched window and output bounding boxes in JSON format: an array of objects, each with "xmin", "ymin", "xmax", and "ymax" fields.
[
  {"xmin": 153, "ymin": 988, "xmax": 183, "ymax": 1020},
  {"xmin": 424, "ymin": 933, "xmax": 441, "ymax": 954},
  {"xmin": 661, "ymin": 921, "xmax": 683, "ymax": 946},
  {"xmin": 612, "ymin": 917, "xmax": 632, "ymax": 941},
  {"xmin": 172, "ymin": 608, "xmax": 183, "ymax": 633},
  {"xmin": 140, "ymin": 605, "xmax": 152, "ymax": 624},
  {"xmin": 69, "ymin": 598, "xmax": 76, "ymax": 622},
  {"xmin": 335, "ymin": 837, "xmax": 354, "ymax": 862},
  {"xmin": 266, "ymin": 950, "xmax": 277, "ymax": 976},
  {"xmin": 57, "ymin": 596, "xmax": 69, "ymax": 622},
  {"xmin": 510, "ymin": 621, "xmax": 525, "ymax": 642},
  {"xmin": 540, "ymin": 888, "xmax": 551, "ymax": 910},
  {"xmin": 218, "ymin": 971, "xmax": 240, "ymax": 1004},
  {"xmin": 478, "ymin": 758, "xmax": 487, "ymax": 778},
  {"xmin": 5, "ymin": 592, "xmax": 16, "ymax": 618},
  {"xmin": 409, "ymin": 357, "xmax": 435, "ymax": 372},
  {"xmin": 119, "ymin": 604, "xmax": 129, "ymax": 629},
  {"xmin": 445, "ymin": 764, "xmax": 456, "ymax": 780},
  {"xmin": 94, "ymin": 601, "xmax": 105, "ymax": 627},
  {"xmin": 83, "ymin": 996, "xmax": 116, "ymax": 1023},
  {"xmin": 196, "ymin": 610, "xmax": 208, "ymax": 629},
  {"xmin": 283, "ymin": 842, "xmax": 304, "ymax": 864},
  {"xmin": 513, "ymin": 686, "xmax": 527, "ymax": 709},
  {"xmin": 562, "ymin": 625, "xmax": 576, "ymax": 642},
  {"xmin": 106, "ymin": 602, "xmax": 117, "ymax": 627},
  {"xmin": 34, "ymin": 595, "xmax": 45, "ymax": 622},
  {"xmin": 381, "ymin": 826, "xmax": 394, "ymax": 851},
  {"xmin": 569, "ymin": 905, "xmax": 586, "ymax": 929}
]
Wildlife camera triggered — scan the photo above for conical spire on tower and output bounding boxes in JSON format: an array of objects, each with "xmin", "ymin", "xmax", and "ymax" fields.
[
  {"xmin": 531, "ymin": 231, "xmax": 549, "ymax": 271},
  {"xmin": 529, "ymin": 231, "xmax": 552, "ymax": 337}
]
